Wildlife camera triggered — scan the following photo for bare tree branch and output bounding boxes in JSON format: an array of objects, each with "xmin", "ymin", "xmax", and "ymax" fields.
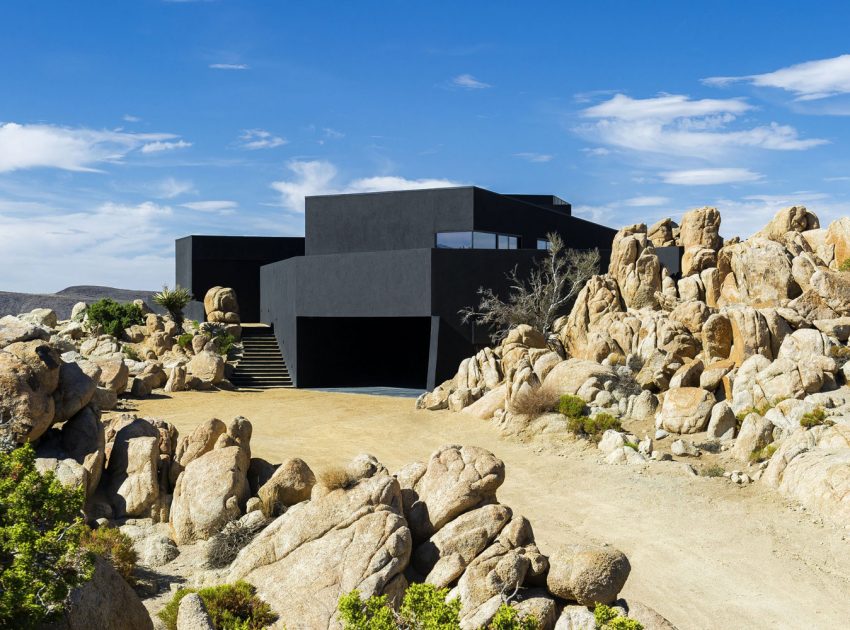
[{"xmin": 459, "ymin": 233, "xmax": 600, "ymax": 342}]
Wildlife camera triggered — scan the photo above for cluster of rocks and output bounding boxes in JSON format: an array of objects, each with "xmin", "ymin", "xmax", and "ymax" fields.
[
  {"xmin": 0, "ymin": 287, "xmax": 243, "ymax": 428},
  {"xmin": 419, "ymin": 207, "xmax": 850, "ymax": 528}
]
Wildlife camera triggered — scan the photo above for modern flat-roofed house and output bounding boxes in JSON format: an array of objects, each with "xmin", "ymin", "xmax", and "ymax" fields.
[{"xmin": 176, "ymin": 186, "xmax": 617, "ymax": 389}]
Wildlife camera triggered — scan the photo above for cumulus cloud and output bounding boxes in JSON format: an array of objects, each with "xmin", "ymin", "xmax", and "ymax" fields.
[
  {"xmin": 181, "ymin": 200, "xmax": 238, "ymax": 214},
  {"xmin": 140, "ymin": 140, "xmax": 192, "ymax": 153},
  {"xmin": 661, "ymin": 168, "xmax": 764, "ymax": 185},
  {"xmin": 209, "ymin": 63, "xmax": 249, "ymax": 70},
  {"xmin": 237, "ymin": 129, "xmax": 287, "ymax": 150},
  {"xmin": 578, "ymin": 93, "xmax": 826, "ymax": 159},
  {"xmin": 514, "ymin": 152, "xmax": 554, "ymax": 163},
  {"xmin": 452, "ymin": 74, "xmax": 491, "ymax": 89},
  {"xmin": 704, "ymin": 54, "xmax": 850, "ymax": 101},
  {"xmin": 270, "ymin": 160, "xmax": 462, "ymax": 212},
  {"xmin": 0, "ymin": 122, "xmax": 183, "ymax": 172},
  {"xmin": 123, "ymin": 114, "xmax": 141, "ymax": 123},
  {"xmin": 0, "ymin": 201, "xmax": 175, "ymax": 292}
]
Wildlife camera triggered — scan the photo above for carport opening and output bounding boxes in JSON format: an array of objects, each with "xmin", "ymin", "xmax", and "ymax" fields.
[{"xmin": 296, "ymin": 316, "xmax": 431, "ymax": 388}]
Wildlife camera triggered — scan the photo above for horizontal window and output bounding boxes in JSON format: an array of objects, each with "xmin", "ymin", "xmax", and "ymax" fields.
[
  {"xmin": 436, "ymin": 231, "xmax": 520, "ymax": 250},
  {"xmin": 537, "ymin": 238, "xmax": 550, "ymax": 250}
]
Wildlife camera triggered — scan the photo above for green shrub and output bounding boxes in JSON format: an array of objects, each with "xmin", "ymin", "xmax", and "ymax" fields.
[
  {"xmin": 488, "ymin": 602, "xmax": 539, "ymax": 629},
  {"xmin": 158, "ymin": 581, "xmax": 276, "ymax": 630},
  {"xmin": 702, "ymin": 464, "xmax": 726, "ymax": 478},
  {"xmin": 80, "ymin": 526, "xmax": 137, "ymax": 583},
  {"xmin": 594, "ymin": 603, "xmax": 644, "ymax": 630},
  {"xmin": 0, "ymin": 443, "xmax": 93, "ymax": 628},
  {"xmin": 735, "ymin": 403, "xmax": 773, "ymax": 427},
  {"xmin": 123, "ymin": 345, "xmax": 142, "ymax": 362},
  {"xmin": 749, "ymin": 443, "xmax": 778, "ymax": 464},
  {"xmin": 153, "ymin": 285, "xmax": 193, "ymax": 326},
  {"xmin": 839, "ymin": 258, "xmax": 850, "ymax": 272},
  {"xmin": 200, "ymin": 322, "xmax": 237, "ymax": 356},
  {"xmin": 558, "ymin": 394, "xmax": 586, "ymax": 418},
  {"xmin": 87, "ymin": 298, "xmax": 144, "ymax": 338},
  {"xmin": 340, "ymin": 583, "xmax": 463, "ymax": 629},
  {"xmin": 801, "ymin": 407, "xmax": 832, "ymax": 429},
  {"xmin": 623, "ymin": 440, "xmax": 639, "ymax": 451},
  {"xmin": 567, "ymin": 413, "xmax": 621, "ymax": 439},
  {"xmin": 177, "ymin": 332, "xmax": 194, "ymax": 350}
]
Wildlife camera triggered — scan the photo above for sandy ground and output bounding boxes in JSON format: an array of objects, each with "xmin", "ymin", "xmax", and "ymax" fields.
[{"xmin": 130, "ymin": 389, "xmax": 850, "ymax": 630}]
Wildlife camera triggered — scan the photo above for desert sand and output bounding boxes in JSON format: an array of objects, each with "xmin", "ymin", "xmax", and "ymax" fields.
[{"xmin": 131, "ymin": 388, "xmax": 850, "ymax": 630}]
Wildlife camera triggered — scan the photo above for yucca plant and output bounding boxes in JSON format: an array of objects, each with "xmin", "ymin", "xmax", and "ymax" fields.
[{"xmin": 153, "ymin": 285, "xmax": 193, "ymax": 328}]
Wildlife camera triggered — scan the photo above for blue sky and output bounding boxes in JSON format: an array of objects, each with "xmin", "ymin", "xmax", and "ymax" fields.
[{"xmin": 2, "ymin": 1, "xmax": 850, "ymax": 292}]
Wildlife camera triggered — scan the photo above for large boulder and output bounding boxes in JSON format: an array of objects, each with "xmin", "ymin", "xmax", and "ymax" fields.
[
  {"xmin": 546, "ymin": 543, "xmax": 631, "ymax": 606},
  {"xmin": 680, "ymin": 206, "xmax": 721, "ymax": 251},
  {"xmin": 170, "ymin": 445, "xmax": 250, "ymax": 544},
  {"xmin": 826, "ymin": 216, "xmax": 850, "ymax": 266},
  {"xmin": 103, "ymin": 417, "xmax": 160, "ymax": 518},
  {"xmin": 559, "ymin": 275, "xmax": 624, "ymax": 357},
  {"xmin": 170, "ymin": 417, "xmax": 227, "ymax": 484},
  {"xmin": 177, "ymin": 593, "xmax": 214, "ymax": 630},
  {"xmin": 60, "ymin": 405, "xmax": 106, "ymax": 498},
  {"xmin": 810, "ymin": 270, "xmax": 850, "ymax": 316},
  {"xmin": 719, "ymin": 238, "xmax": 799, "ymax": 306},
  {"xmin": 54, "ymin": 359, "xmax": 99, "ymax": 423},
  {"xmin": 755, "ymin": 206, "xmax": 819, "ymax": 242},
  {"xmin": 94, "ymin": 357, "xmax": 129, "ymax": 394},
  {"xmin": 731, "ymin": 413, "xmax": 774, "ymax": 461},
  {"xmin": 0, "ymin": 340, "xmax": 60, "ymax": 442},
  {"xmin": 541, "ymin": 359, "xmax": 618, "ymax": 399},
  {"xmin": 187, "ymin": 350, "xmax": 225, "ymax": 385},
  {"xmin": 204, "ymin": 286, "xmax": 241, "ymax": 325},
  {"xmin": 401, "ymin": 445, "xmax": 505, "ymax": 543},
  {"xmin": 657, "ymin": 387, "xmax": 715, "ymax": 434},
  {"xmin": 0, "ymin": 314, "xmax": 50, "ymax": 348},
  {"xmin": 48, "ymin": 555, "xmax": 153, "ymax": 629},
  {"xmin": 608, "ymin": 225, "xmax": 663, "ymax": 309},
  {"xmin": 228, "ymin": 468, "xmax": 410, "ymax": 629},
  {"xmin": 20, "ymin": 307, "xmax": 58, "ymax": 329},
  {"xmin": 258, "ymin": 457, "xmax": 316, "ymax": 516},
  {"xmin": 725, "ymin": 306, "xmax": 772, "ymax": 365}
]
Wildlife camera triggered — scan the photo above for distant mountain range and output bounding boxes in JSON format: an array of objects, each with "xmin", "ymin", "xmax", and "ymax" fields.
[{"xmin": 0, "ymin": 286, "xmax": 159, "ymax": 319}]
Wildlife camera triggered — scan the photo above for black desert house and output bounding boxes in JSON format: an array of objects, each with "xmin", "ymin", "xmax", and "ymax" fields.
[{"xmin": 176, "ymin": 187, "xmax": 617, "ymax": 390}]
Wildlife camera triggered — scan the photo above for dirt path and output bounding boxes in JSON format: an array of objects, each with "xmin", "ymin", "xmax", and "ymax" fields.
[{"xmin": 131, "ymin": 389, "xmax": 850, "ymax": 630}]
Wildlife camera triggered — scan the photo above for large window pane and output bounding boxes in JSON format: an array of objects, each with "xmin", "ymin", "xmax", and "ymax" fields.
[
  {"xmin": 473, "ymin": 232, "xmax": 497, "ymax": 249},
  {"xmin": 436, "ymin": 232, "xmax": 472, "ymax": 249},
  {"xmin": 508, "ymin": 236, "xmax": 518, "ymax": 249},
  {"xmin": 537, "ymin": 238, "xmax": 550, "ymax": 250},
  {"xmin": 498, "ymin": 234, "xmax": 509, "ymax": 249}
]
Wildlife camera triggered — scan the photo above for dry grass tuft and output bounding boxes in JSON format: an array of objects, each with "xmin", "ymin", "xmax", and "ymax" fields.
[
  {"xmin": 318, "ymin": 466, "xmax": 354, "ymax": 491},
  {"xmin": 508, "ymin": 385, "xmax": 558, "ymax": 416}
]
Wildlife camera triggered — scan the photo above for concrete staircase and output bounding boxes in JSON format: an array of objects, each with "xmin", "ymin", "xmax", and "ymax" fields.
[{"xmin": 230, "ymin": 325, "xmax": 293, "ymax": 389}]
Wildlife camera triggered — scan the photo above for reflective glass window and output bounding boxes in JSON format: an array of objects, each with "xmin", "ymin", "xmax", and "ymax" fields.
[
  {"xmin": 537, "ymin": 239, "xmax": 550, "ymax": 250},
  {"xmin": 436, "ymin": 232, "xmax": 472, "ymax": 248},
  {"xmin": 473, "ymin": 232, "xmax": 497, "ymax": 249}
]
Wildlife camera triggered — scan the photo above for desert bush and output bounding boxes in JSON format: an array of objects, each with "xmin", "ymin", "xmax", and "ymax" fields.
[
  {"xmin": 557, "ymin": 394, "xmax": 586, "ymax": 418},
  {"xmin": 749, "ymin": 443, "xmax": 778, "ymax": 464},
  {"xmin": 488, "ymin": 603, "xmax": 539, "ymax": 629},
  {"xmin": 153, "ymin": 285, "xmax": 193, "ymax": 327},
  {"xmin": 87, "ymin": 298, "xmax": 144, "ymax": 338},
  {"xmin": 702, "ymin": 464, "xmax": 726, "ymax": 478},
  {"xmin": 594, "ymin": 603, "xmax": 644, "ymax": 630},
  {"xmin": 80, "ymin": 526, "xmax": 137, "ymax": 583},
  {"xmin": 567, "ymin": 413, "xmax": 621, "ymax": 439},
  {"xmin": 839, "ymin": 258, "xmax": 850, "ymax": 272},
  {"xmin": 800, "ymin": 407, "xmax": 832, "ymax": 429},
  {"xmin": 509, "ymin": 385, "xmax": 557, "ymax": 416},
  {"xmin": 0, "ymin": 443, "xmax": 93, "ymax": 628},
  {"xmin": 123, "ymin": 345, "xmax": 142, "ymax": 361},
  {"xmin": 177, "ymin": 332, "xmax": 194, "ymax": 350},
  {"xmin": 735, "ymin": 403, "xmax": 773, "ymax": 427},
  {"xmin": 200, "ymin": 322, "xmax": 237, "ymax": 356},
  {"xmin": 158, "ymin": 581, "xmax": 276, "ymax": 630},
  {"xmin": 205, "ymin": 518, "xmax": 267, "ymax": 568},
  {"xmin": 318, "ymin": 466, "xmax": 354, "ymax": 491},
  {"xmin": 460, "ymin": 232, "xmax": 600, "ymax": 341}
]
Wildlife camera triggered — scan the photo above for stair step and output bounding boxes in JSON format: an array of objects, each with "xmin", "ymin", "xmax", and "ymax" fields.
[{"xmin": 232, "ymin": 328, "xmax": 293, "ymax": 388}]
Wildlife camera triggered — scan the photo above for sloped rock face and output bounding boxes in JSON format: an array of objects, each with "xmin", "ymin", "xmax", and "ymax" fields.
[
  {"xmin": 103, "ymin": 417, "xmax": 161, "ymax": 518},
  {"xmin": 763, "ymin": 425, "xmax": 850, "ymax": 526},
  {"xmin": 0, "ymin": 340, "xmax": 60, "ymax": 442},
  {"xmin": 608, "ymin": 224, "xmax": 664, "ymax": 309},
  {"xmin": 719, "ymin": 238, "xmax": 799, "ymax": 306},
  {"xmin": 228, "ymin": 470, "xmax": 410, "ymax": 629}
]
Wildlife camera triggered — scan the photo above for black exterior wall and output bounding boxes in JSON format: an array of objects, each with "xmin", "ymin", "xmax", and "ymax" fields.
[{"xmin": 176, "ymin": 235, "xmax": 304, "ymax": 322}]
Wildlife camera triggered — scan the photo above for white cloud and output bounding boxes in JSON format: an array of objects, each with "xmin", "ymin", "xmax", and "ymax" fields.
[
  {"xmin": 270, "ymin": 160, "xmax": 462, "ymax": 212},
  {"xmin": 582, "ymin": 147, "xmax": 610, "ymax": 156},
  {"xmin": 323, "ymin": 127, "xmax": 344, "ymax": 140},
  {"xmin": 514, "ymin": 152, "xmax": 554, "ymax": 163},
  {"xmin": 155, "ymin": 177, "xmax": 195, "ymax": 198},
  {"xmin": 622, "ymin": 196, "xmax": 670, "ymax": 207},
  {"xmin": 661, "ymin": 168, "xmax": 763, "ymax": 185},
  {"xmin": 578, "ymin": 93, "xmax": 826, "ymax": 159},
  {"xmin": 715, "ymin": 192, "xmax": 848, "ymax": 238},
  {"xmin": 0, "ymin": 201, "xmax": 174, "ymax": 292},
  {"xmin": 237, "ymin": 129, "xmax": 287, "ymax": 150},
  {"xmin": 140, "ymin": 140, "xmax": 192, "ymax": 153},
  {"xmin": 181, "ymin": 200, "xmax": 238, "ymax": 215},
  {"xmin": 123, "ymin": 114, "xmax": 141, "ymax": 123},
  {"xmin": 0, "ymin": 122, "xmax": 180, "ymax": 172},
  {"xmin": 209, "ymin": 63, "xmax": 249, "ymax": 70},
  {"xmin": 704, "ymin": 54, "xmax": 850, "ymax": 101},
  {"xmin": 452, "ymin": 74, "xmax": 491, "ymax": 89}
]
